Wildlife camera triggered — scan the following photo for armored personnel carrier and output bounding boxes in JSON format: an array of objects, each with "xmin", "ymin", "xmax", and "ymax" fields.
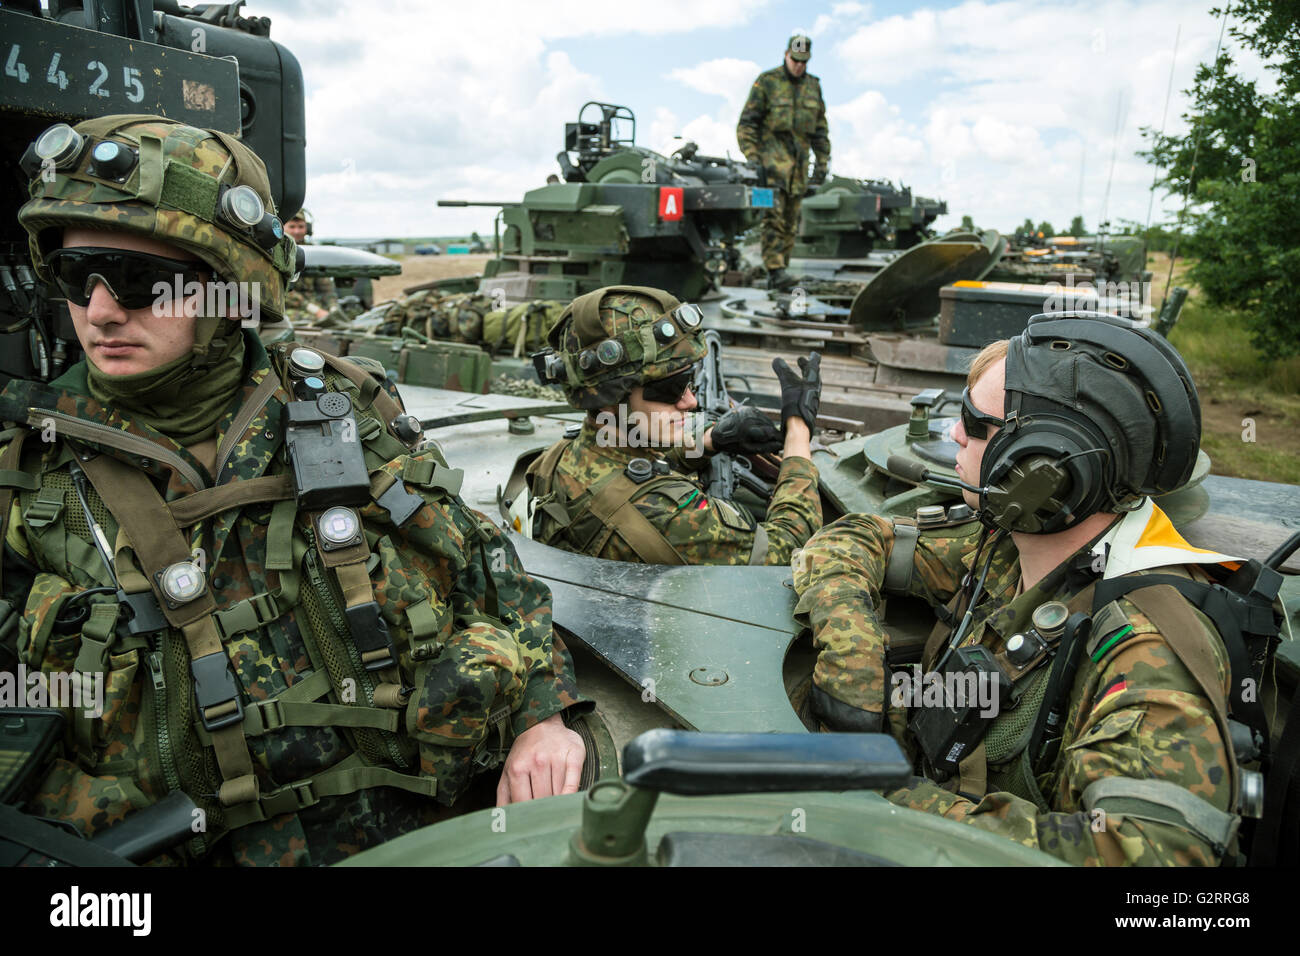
[{"xmin": 438, "ymin": 102, "xmax": 771, "ymax": 303}]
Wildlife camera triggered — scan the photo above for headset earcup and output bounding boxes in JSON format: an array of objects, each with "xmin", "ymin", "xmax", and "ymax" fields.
[{"xmin": 980, "ymin": 417, "xmax": 1112, "ymax": 533}]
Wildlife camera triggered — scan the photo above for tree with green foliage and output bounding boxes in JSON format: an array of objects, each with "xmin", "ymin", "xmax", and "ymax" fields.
[
  {"xmin": 1069, "ymin": 215, "xmax": 1086, "ymax": 236},
  {"xmin": 1036, "ymin": 221, "xmax": 1055, "ymax": 238},
  {"xmin": 1140, "ymin": 1, "xmax": 1299, "ymax": 357}
]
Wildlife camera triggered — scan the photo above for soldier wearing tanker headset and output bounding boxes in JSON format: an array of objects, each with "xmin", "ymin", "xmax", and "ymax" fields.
[
  {"xmin": 522, "ymin": 285, "xmax": 825, "ymax": 566},
  {"xmin": 0, "ymin": 114, "xmax": 589, "ymax": 865},
  {"xmin": 791, "ymin": 312, "xmax": 1287, "ymax": 865}
]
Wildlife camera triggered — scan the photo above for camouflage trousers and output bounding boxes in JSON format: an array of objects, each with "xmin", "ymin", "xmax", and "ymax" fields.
[{"xmin": 761, "ymin": 189, "xmax": 802, "ymax": 271}]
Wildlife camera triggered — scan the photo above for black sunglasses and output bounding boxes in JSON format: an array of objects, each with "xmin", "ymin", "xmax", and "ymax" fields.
[
  {"xmin": 642, "ymin": 366, "xmax": 697, "ymax": 404},
  {"xmin": 960, "ymin": 386, "xmax": 1005, "ymax": 439},
  {"xmin": 45, "ymin": 247, "xmax": 208, "ymax": 310}
]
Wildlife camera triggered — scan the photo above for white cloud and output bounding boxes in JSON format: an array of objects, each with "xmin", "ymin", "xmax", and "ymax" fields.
[
  {"xmin": 809, "ymin": 3, "xmax": 873, "ymax": 42},
  {"xmin": 264, "ymin": 0, "xmax": 772, "ymax": 235},
  {"xmin": 646, "ymin": 107, "xmax": 686, "ymax": 158},
  {"xmin": 250, "ymin": 0, "xmax": 1277, "ymax": 239},
  {"xmin": 828, "ymin": 90, "xmax": 927, "ymax": 178},
  {"xmin": 679, "ymin": 114, "xmax": 746, "ymax": 159},
  {"xmin": 822, "ymin": 0, "xmax": 1275, "ymax": 232},
  {"xmin": 835, "ymin": 8, "xmax": 940, "ymax": 84},
  {"xmin": 667, "ymin": 58, "xmax": 760, "ymax": 110}
]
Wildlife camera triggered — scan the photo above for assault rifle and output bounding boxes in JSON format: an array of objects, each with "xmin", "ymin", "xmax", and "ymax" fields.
[{"xmin": 695, "ymin": 330, "xmax": 775, "ymax": 503}]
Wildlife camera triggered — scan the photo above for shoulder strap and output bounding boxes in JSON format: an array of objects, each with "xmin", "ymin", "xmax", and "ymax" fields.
[
  {"xmin": 525, "ymin": 438, "xmax": 574, "ymax": 500},
  {"xmin": 1090, "ymin": 577, "xmax": 1241, "ymax": 811},
  {"xmin": 1096, "ymin": 571, "xmax": 1269, "ymax": 730},
  {"xmin": 523, "ymin": 439, "xmax": 578, "ymax": 534},
  {"xmin": 884, "ymin": 517, "xmax": 919, "ymax": 594},
  {"xmin": 0, "ymin": 429, "xmax": 32, "ymax": 594},
  {"xmin": 586, "ymin": 473, "xmax": 688, "ymax": 566},
  {"xmin": 76, "ymin": 453, "xmax": 261, "ymax": 811},
  {"xmin": 210, "ymin": 364, "xmax": 285, "ymax": 481},
  {"xmin": 317, "ymin": 351, "xmax": 408, "ymax": 434},
  {"xmin": 1094, "ymin": 571, "xmax": 1273, "ymax": 747}
]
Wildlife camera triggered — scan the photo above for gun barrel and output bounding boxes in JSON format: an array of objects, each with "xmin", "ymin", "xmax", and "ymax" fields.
[{"xmin": 437, "ymin": 200, "xmax": 522, "ymax": 207}]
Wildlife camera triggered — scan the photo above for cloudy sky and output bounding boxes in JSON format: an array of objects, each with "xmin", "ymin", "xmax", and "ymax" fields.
[{"xmin": 254, "ymin": 0, "xmax": 1275, "ymax": 239}]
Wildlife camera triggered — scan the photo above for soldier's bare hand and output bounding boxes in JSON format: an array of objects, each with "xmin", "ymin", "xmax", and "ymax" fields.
[{"xmin": 496, "ymin": 713, "xmax": 585, "ymax": 806}]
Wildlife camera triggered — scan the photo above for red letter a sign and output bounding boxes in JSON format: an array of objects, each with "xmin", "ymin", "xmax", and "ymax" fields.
[{"xmin": 659, "ymin": 187, "xmax": 684, "ymax": 221}]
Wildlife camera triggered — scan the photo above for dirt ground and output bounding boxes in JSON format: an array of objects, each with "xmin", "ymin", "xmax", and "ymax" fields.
[{"xmin": 372, "ymin": 254, "xmax": 492, "ymax": 303}]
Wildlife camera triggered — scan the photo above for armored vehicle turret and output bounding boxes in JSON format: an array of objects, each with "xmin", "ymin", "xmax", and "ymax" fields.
[
  {"xmin": 439, "ymin": 102, "xmax": 772, "ymax": 303},
  {"xmin": 792, "ymin": 174, "xmax": 948, "ymax": 262}
]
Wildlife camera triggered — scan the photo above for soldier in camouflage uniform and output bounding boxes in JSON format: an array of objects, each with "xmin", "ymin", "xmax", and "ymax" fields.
[
  {"xmin": 737, "ymin": 34, "xmax": 831, "ymax": 288},
  {"xmin": 0, "ymin": 116, "xmax": 586, "ymax": 865},
  {"xmin": 282, "ymin": 209, "xmax": 345, "ymax": 328},
  {"xmin": 525, "ymin": 286, "xmax": 823, "ymax": 565},
  {"xmin": 792, "ymin": 314, "xmax": 1249, "ymax": 865}
]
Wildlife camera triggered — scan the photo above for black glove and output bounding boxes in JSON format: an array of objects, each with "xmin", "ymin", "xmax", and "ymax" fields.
[
  {"xmin": 772, "ymin": 351, "xmax": 822, "ymax": 432},
  {"xmin": 709, "ymin": 406, "xmax": 783, "ymax": 455},
  {"xmin": 810, "ymin": 684, "xmax": 883, "ymax": 733},
  {"xmin": 810, "ymin": 165, "xmax": 827, "ymax": 187}
]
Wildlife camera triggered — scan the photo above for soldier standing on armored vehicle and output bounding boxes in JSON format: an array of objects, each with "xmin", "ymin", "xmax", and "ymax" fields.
[
  {"xmin": 525, "ymin": 285, "xmax": 823, "ymax": 565},
  {"xmin": 792, "ymin": 314, "xmax": 1275, "ymax": 865},
  {"xmin": 0, "ymin": 116, "xmax": 587, "ymax": 865},
  {"xmin": 737, "ymin": 34, "xmax": 831, "ymax": 290}
]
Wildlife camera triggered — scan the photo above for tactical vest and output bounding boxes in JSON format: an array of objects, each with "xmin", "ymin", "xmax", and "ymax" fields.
[
  {"xmin": 526, "ymin": 437, "xmax": 772, "ymax": 567},
  {"xmin": 525, "ymin": 438, "xmax": 693, "ymax": 565},
  {"xmin": 0, "ymin": 345, "xmax": 501, "ymax": 859}
]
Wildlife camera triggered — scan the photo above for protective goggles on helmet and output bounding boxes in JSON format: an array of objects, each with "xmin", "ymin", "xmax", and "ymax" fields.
[
  {"xmin": 960, "ymin": 386, "xmax": 1006, "ymax": 440},
  {"xmin": 641, "ymin": 364, "xmax": 699, "ymax": 404},
  {"xmin": 45, "ymin": 247, "xmax": 208, "ymax": 310}
]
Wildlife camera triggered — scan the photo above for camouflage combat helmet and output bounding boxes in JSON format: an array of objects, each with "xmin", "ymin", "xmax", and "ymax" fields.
[
  {"xmin": 539, "ymin": 285, "xmax": 706, "ymax": 409},
  {"xmin": 18, "ymin": 114, "xmax": 299, "ymax": 331}
]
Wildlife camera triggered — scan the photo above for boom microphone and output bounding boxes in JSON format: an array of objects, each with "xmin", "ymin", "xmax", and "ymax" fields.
[{"xmin": 886, "ymin": 455, "xmax": 984, "ymax": 495}]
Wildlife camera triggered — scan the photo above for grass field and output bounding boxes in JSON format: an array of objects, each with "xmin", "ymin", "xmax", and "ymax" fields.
[{"xmin": 1151, "ymin": 252, "xmax": 1300, "ymax": 484}]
